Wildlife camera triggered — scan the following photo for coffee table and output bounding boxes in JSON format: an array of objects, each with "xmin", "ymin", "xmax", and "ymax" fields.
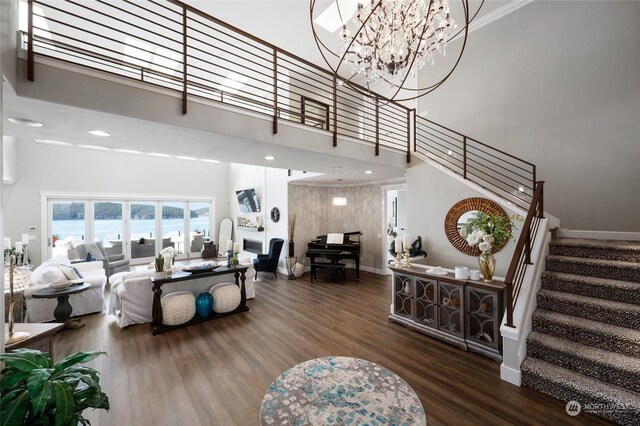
[{"xmin": 31, "ymin": 283, "xmax": 91, "ymax": 329}]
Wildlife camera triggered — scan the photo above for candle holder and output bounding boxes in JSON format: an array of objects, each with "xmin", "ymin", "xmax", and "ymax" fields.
[
  {"xmin": 403, "ymin": 249, "xmax": 412, "ymax": 268},
  {"xmin": 226, "ymin": 250, "xmax": 233, "ymax": 268},
  {"xmin": 394, "ymin": 252, "xmax": 403, "ymax": 268},
  {"xmin": 6, "ymin": 255, "xmax": 30, "ymax": 344}
]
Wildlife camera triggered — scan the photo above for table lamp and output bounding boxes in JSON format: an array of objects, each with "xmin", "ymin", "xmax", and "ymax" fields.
[{"xmin": 6, "ymin": 255, "xmax": 30, "ymax": 344}]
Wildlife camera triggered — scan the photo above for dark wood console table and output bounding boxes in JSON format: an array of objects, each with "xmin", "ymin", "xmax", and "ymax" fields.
[
  {"xmin": 388, "ymin": 266, "xmax": 505, "ymax": 362},
  {"xmin": 150, "ymin": 265, "xmax": 248, "ymax": 335}
]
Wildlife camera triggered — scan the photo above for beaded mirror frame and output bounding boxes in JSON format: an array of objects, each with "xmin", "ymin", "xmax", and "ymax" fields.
[{"xmin": 444, "ymin": 197, "xmax": 511, "ymax": 256}]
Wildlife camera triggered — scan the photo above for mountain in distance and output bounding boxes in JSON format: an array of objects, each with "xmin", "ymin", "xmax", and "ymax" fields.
[{"xmin": 53, "ymin": 202, "xmax": 210, "ymax": 220}]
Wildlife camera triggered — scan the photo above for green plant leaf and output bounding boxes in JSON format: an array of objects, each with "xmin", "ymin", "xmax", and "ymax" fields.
[
  {"xmin": 77, "ymin": 391, "xmax": 110, "ymax": 412},
  {"xmin": 27, "ymin": 368, "xmax": 54, "ymax": 415},
  {"xmin": 0, "ymin": 368, "xmax": 30, "ymax": 392},
  {"xmin": 0, "ymin": 349, "xmax": 51, "ymax": 372},
  {"xmin": 31, "ymin": 381, "xmax": 53, "ymax": 416},
  {"xmin": 0, "ymin": 390, "xmax": 29, "ymax": 426},
  {"xmin": 52, "ymin": 351, "xmax": 106, "ymax": 377},
  {"xmin": 51, "ymin": 381, "xmax": 74, "ymax": 426}
]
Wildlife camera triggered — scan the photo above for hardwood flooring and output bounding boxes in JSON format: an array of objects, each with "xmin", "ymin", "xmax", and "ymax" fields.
[{"xmin": 53, "ymin": 271, "xmax": 612, "ymax": 425}]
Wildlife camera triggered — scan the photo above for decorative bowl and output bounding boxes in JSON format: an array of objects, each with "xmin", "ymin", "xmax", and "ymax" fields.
[{"xmin": 49, "ymin": 281, "xmax": 72, "ymax": 290}]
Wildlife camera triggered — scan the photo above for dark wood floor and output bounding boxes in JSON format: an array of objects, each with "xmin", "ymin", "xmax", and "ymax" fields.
[{"xmin": 54, "ymin": 271, "xmax": 611, "ymax": 425}]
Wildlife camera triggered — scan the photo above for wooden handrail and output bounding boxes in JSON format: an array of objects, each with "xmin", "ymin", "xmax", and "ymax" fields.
[{"xmin": 504, "ymin": 181, "xmax": 545, "ymax": 328}]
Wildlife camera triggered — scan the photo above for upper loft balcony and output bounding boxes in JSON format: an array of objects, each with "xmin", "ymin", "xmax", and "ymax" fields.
[{"xmin": 6, "ymin": 0, "xmax": 417, "ymax": 183}]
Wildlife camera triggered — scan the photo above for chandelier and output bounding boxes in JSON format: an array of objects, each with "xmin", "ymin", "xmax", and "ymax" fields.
[{"xmin": 310, "ymin": 0, "xmax": 482, "ymax": 102}]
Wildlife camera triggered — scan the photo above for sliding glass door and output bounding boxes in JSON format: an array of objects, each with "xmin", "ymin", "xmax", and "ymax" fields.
[
  {"xmin": 45, "ymin": 197, "xmax": 213, "ymax": 262},
  {"xmin": 93, "ymin": 201, "xmax": 124, "ymax": 256},
  {"xmin": 130, "ymin": 201, "xmax": 157, "ymax": 260},
  {"xmin": 49, "ymin": 200, "xmax": 87, "ymax": 258}
]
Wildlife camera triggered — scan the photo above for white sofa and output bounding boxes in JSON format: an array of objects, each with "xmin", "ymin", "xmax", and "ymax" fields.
[
  {"xmin": 108, "ymin": 262, "xmax": 255, "ymax": 328},
  {"xmin": 24, "ymin": 259, "xmax": 108, "ymax": 323}
]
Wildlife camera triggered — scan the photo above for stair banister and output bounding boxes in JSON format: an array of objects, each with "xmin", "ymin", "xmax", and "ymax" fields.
[{"xmin": 504, "ymin": 181, "xmax": 545, "ymax": 328}]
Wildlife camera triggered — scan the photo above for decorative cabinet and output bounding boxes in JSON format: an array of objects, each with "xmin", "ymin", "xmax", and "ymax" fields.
[{"xmin": 389, "ymin": 266, "xmax": 505, "ymax": 362}]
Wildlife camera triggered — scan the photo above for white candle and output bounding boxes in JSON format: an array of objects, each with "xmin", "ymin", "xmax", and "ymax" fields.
[
  {"xmin": 394, "ymin": 237, "xmax": 403, "ymax": 254},
  {"xmin": 22, "ymin": 234, "xmax": 29, "ymax": 245},
  {"xmin": 233, "ymin": 242, "xmax": 240, "ymax": 253},
  {"xmin": 226, "ymin": 240, "xmax": 233, "ymax": 251},
  {"xmin": 403, "ymin": 233, "xmax": 411, "ymax": 249},
  {"xmin": 15, "ymin": 242, "xmax": 22, "ymax": 253},
  {"xmin": 3, "ymin": 237, "xmax": 10, "ymax": 250}
]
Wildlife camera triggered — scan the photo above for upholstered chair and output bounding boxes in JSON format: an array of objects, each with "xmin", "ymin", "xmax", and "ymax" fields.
[
  {"xmin": 70, "ymin": 241, "xmax": 130, "ymax": 278},
  {"xmin": 252, "ymin": 238, "xmax": 284, "ymax": 279}
]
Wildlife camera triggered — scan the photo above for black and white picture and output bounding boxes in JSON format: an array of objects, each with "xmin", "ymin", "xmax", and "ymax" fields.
[{"xmin": 236, "ymin": 188, "xmax": 260, "ymax": 212}]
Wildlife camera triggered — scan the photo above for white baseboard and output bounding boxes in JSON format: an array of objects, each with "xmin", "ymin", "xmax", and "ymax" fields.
[
  {"xmin": 500, "ymin": 363, "xmax": 522, "ymax": 387},
  {"xmin": 558, "ymin": 229, "xmax": 640, "ymax": 241}
]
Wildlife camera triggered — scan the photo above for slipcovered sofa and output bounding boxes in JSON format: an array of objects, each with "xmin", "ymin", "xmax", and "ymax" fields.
[
  {"xmin": 24, "ymin": 259, "xmax": 107, "ymax": 323},
  {"xmin": 108, "ymin": 261, "xmax": 255, "ymax": 328}
]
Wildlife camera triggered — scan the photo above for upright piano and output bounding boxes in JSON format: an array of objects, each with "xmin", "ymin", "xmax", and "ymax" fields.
[{"xmin": 306, "ymin": 231, "xmax": 362, "ymax": 281}]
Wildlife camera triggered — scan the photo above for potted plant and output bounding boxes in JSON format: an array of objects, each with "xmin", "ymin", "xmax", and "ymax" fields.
[
  {"xmin": 52, "ymin": 234, "xmax": 61, "ymax": 246},
  {"xmin": 0, "ymin": 349, "xmax": 109, "ymax": 426}
]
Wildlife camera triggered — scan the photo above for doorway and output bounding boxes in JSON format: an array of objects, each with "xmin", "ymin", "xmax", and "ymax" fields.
[{"xmin": 382, "ymin": 184, "xmax": 407, "ymax": 274}]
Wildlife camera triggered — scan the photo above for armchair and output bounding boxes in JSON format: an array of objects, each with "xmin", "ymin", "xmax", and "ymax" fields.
[
  {"xmin": 252, "ymin": 238, "xmax": 284, "ymax": 279},
  {"xmin": 70, "ymin": 241, "xmax": 130, "ymax": 278}
]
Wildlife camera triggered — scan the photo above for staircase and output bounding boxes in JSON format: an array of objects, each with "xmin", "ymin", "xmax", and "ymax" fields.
[{"xmin": 521, "ymin": 237, "xmax": 640, "ymax": 424}]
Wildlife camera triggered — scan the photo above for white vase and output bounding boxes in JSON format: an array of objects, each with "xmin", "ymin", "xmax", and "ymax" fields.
[{"xmin": 163, "ymin": 255, "xmax": 172, "ymax": 272}]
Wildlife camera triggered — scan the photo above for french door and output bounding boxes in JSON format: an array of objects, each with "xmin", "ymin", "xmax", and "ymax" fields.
[{"xmin": 45, "ymin": 196, "xmax": 214, "ymax": 262}]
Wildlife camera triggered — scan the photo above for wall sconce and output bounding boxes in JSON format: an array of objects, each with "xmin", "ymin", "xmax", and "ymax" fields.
[{"xmin": 332, "ymin": 197, "xmax": 347, "ymax": 206}]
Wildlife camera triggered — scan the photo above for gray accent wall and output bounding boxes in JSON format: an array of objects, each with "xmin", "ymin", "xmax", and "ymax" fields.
[
  {"xmin": 418, "ymin": 1, "xmax": 640, "ymax": 232},
  {"xmin": 288, "ymin": 183, "xmax": 384, "ymax": 272}
]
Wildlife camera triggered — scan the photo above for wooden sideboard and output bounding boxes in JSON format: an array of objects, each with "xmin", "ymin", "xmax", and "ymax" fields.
[
  {"xmin": 150, "ymin": 265, "xmax": 248, "ymax": 335},
  {"xmin": 388, "ymin": 266, "xmax": 505, "ymax": 362}
]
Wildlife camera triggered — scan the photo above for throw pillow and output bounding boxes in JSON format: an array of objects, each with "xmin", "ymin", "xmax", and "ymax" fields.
[
  {"xmin": 83, "ymin": 242, "xmax": 105, "ymax": 260},
  {"xmin": 59, "ymin": 264, "xmax": 84, "ymax": 280},
  {"xmin": 39, "ymin": 266, "xmax": 67, "ymax": 284}
]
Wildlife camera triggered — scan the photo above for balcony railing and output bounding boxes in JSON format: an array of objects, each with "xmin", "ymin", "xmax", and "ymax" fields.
[{"xmin": 26, "ymin": 0, "xmax": 411, "ymax": 158}]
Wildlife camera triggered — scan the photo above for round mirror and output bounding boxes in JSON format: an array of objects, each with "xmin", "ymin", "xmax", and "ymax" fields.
[{"xmin": 444, "ymin": 198, "xmax": 511, "ymax": 256}]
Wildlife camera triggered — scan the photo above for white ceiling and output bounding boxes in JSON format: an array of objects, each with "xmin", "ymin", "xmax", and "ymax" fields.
[{"xmin": 3, "ymin": 0, "xmax": 527, "ymax": 184}]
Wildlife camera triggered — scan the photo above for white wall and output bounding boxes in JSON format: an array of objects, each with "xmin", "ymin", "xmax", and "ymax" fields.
[
  {"xmin": 2, "ymin": 139, "xmax": 229, "ymax": 265},
  {"xmin": 418, "ymin": 1, "xmax": 640, "ymax": 232},
  {"xmin": 227, "ymin": 163, "xmax": 289, "ymax": 268},
  {"xmin": 407, "ymin": 162, "xmax": 521, "ymax": 277}
]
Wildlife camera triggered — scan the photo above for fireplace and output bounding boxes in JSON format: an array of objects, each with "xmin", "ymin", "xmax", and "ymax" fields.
[{"xmin": 243, "ymin": 238, "xmax": 263, "ymax": 254}]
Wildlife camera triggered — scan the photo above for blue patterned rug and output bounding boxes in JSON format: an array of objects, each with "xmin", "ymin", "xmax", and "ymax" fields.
[{"xmin": 260, "ymin": 356, "xmax": 426, "ymax": 425}]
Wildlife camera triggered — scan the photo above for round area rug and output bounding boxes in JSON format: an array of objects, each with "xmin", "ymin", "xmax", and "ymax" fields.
[{"xmin": 260, "ymin": 356, "xmax": 426, "ymax": 425}]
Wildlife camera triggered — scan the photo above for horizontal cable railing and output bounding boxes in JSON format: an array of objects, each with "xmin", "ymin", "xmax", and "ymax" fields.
[
  {"xmin": 504, "ymin": 181, "xmax": 545, "ymax": 328},
  {"xmin": 27, "ymin": 0, "xmax": 412, "ymax": 157},
  {"xmin": 415, "ymin": 117, "xmax": 536, "ymax": 211}
]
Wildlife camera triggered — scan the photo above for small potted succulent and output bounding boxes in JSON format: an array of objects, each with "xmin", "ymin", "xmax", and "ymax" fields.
[{"xmin": 0, "ymin": 349, "xmax": 109, "ymax": 426}]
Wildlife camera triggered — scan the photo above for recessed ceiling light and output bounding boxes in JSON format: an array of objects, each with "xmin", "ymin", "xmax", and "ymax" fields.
[
  {"xmin": 264, "ymin": 155, "xmax": 275, "ymax": 161},
  {"xmin": 148, "ymin": 152, "xmax": 171, "ymax": 158},
  {"xmin": 88, "ymin": 130, "xmax": 110, "ymax": 137},
  {"xmin": 114, "ymin": 148, "xmax": 142, "ymax": 155},
  {"xmin": 202, "ymin": 159, "xmax": 220, "ymax": 163},
  {"xmin": 9, "ymin": 117, "xmax": 43, "ymax": 127},
  {"xmin": 332, "ymin": 165, "xmax": 342, "ymax": 169},
  {"xmin": 332, "ymin": 197, "xmax": 347, "ymax": 206},
  {"xmin": 176, "ymin": 156, "xmax": 197, "ymax": 161},
  {"xmin": 78, "ymin": 144, "xmax": 111, "ymax": 152},
  {"xmin": 364, "ymin": 170, "xmax": 373, "ymax": 174},
  {"xmin": 34, "ymin": 139, "xmax": 72, "ymax": 147}
]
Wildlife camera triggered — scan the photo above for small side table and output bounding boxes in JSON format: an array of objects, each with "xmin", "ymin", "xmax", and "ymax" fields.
[
  {"xmin": 4, "ymin": 322, "xmax": 64, "ymax": 361},
  {"xmin": 31, "ymin": 283, "xmax": 91, "ymax": 329}
]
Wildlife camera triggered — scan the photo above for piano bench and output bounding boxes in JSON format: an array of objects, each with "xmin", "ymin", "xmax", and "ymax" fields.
[{"xmin": 310, "ymin": 263, "xmax": 346, "ymax": 284}]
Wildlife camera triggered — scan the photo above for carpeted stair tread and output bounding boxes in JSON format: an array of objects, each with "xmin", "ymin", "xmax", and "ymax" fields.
[
  {"xmin": 550, "ymin": 238, "xmax": 640, "ymax": 262},
  {"xmin": 541, "ymin": 271, "xmax": 640, "ymax": 305},
  {"xmin": 545, "ymin": 255, "xmax": 640, "ymax": 283},
  {"xmin": 527, "ymin": 331, "xmax": 640, "ymax": 393},
  {"xmin": 532, "ymin": 309, "xmax": 640, "ymax": 357},
  {"xmin": 521, "ymin": 357, "xmax": 640, "ymax": 425},
  {"xmin": 537, "ymin": 289, "xmax": 640, "ymax": 329}
]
